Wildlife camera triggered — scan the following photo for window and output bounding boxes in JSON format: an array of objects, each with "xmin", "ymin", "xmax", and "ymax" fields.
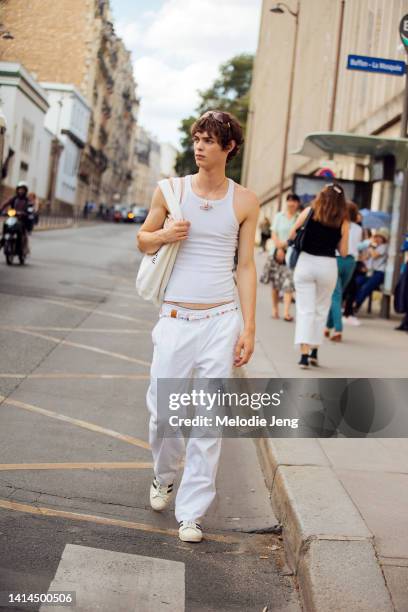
[
  {"xmin": 19, "ymin": 161, "xmax": 29, "ymax": 181},
  {"xmin": 21, "ymin": 119, "xmax": 34, "ymax": 155},
  {"xmin": 64, "ymin": 144, "xmax": 79, "ymax": 177}
]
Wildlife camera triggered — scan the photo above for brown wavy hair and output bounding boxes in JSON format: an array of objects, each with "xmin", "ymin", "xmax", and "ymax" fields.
[
  {"xmin": 347, "ymin": 201, "xmax": 359, "ymax": 223},
  {"xmin": 311, "ymin": 183, "xmax": 347, "ymax": 228},
  {"xmin": 191, "ymin": 110, "xmax": 243, "ymax": 163}
]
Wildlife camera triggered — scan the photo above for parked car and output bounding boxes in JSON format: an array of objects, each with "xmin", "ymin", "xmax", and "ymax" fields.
[
  {"xmin": 113, "ymin": 204, "xmax": 130, "ymax": 223},
  {"xmin": 131, "ymin": 206, "xmax": 148, "ymax": 224}
]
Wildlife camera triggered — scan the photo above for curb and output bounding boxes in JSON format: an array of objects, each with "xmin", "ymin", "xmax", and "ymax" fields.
[{"xmin": 243, "ymin": 351, "xmax": 395, "ymax": 611}]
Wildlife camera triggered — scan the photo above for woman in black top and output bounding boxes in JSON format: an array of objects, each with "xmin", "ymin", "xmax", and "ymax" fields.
[{"xmin": 288, "ymin": 184, "xmax": 349, "ymax": 369}]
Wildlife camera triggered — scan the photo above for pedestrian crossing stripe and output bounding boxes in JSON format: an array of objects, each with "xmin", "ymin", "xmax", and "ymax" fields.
[{"xmin": 40, "ymin": 544, "xmax": 185, "ymax": 612}]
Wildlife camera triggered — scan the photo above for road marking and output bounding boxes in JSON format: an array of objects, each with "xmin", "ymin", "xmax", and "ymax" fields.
[
  {"xmin": 0, "ymin": 498, "xmax": 237, "ymax": 543},
  {"xmin": 3, "ymin": 327, "xmax": 150, "ymax": 367},
  {"xmin": 39, "ymin": 298, "xmax": 147, "ymax": 324},
  {"xmin": 72, "ymin": 283, "xmax": 152, "ymax": 304},
  {"xmin": 43, "ymin": 294, "xmax": 97, "ymax": 306},
  {"xmin": 0, "ymin": 395, "xmax": 150, "ymax": 450},
  {"xmin": 0, "ymin": 462, "xmax": 153, "ymax": 471},
  {"xmin": 0, "ymin": 373, "xmax": 149, "ymax": 380},
  {"xmin": 0, "ymin": 326, "xmax": 148, "ymax": 334},
  {"xmin": 95, "ymin": 273, "xmax": 134, "ymax": 286},
  {"xmin": 26, "ymin": 263, "xmax": 134, "ymax": 287},
  {"xmin": 40, "ymin": 544, "xmax": 185, "ymax": 612}
]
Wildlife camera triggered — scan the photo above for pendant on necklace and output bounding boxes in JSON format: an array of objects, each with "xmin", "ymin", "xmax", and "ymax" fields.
[{"xmin": 200, "ymin": 200, "xmax": 213, "ymax": 211}]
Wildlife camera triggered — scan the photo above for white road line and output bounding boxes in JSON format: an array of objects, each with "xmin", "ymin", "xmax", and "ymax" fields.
[
  {"xmin": 0, "ymin": 373, "xmax": 149, "ymax": 380},
  {"xmin": 3, "ymin": 327, "xmax": 150, "ymax": 367},
  {"xmin": 0, "ymin": 326, "xmax": 148, "ymax": 334},
  {"xmin": 41, "ymin": 544, "xmax": 185, "ymax": 612},
  {"xmin": 41, "ymin": 298, "xmax": 147, "ymax": 323},
  {"xmin": 0, "ymin": 395, "xmax": 150, "ymax": 450},
  {"xmin": 72, "ymin": 283, "xmax": 152, "ymax": 304}
]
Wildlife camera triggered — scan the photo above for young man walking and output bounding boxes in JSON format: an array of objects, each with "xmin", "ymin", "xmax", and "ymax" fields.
[{"xmin": 137, "ymin": 110, "xmax": 259, "ymax": 542}]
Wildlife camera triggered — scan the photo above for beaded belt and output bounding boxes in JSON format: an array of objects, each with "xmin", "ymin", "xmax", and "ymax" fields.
[{"xmin": 159, "ymin": 303, "xmax": 238, "ymax": 321}]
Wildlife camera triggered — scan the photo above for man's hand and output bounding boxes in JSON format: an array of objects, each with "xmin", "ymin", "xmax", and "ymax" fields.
[
  {"xmin": 234, "ymin": 329, "xmax": 255, "ymax": 368},
  {"xmin": 162, "ymin": 218, "xmax": 190, "ymax": 244}
]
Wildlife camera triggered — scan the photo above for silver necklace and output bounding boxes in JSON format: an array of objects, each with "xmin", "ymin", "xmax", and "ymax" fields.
[{"xmin": 195, "ymin": 177, "xmax": 228, "ymax": 211}]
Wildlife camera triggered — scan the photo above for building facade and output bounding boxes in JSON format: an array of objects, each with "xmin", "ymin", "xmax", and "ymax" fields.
[
  {"xmin": 129, "ymin": 125, "xmax": 161, "ymax": 208},
  {"xmin": 0, "ymin": 0, "xmax": 139, "ymax": 212},
  {"xmin": 99, "ymin": 39, "xmax": 138, "ymax": 206},
  {"xmin": 243, "ymin": 0, "xmax": 408, "ymax": 214},
  {"xmin": 160, "ymin": 142, "xmax": 178, "ymax": 179},
  {"xmin": 0, "ymin": 62, "xmax": 52, "ymax": 201},
  {"xmin": 42, "ymin": 83, "xmax": 91, "ymax": 209}
]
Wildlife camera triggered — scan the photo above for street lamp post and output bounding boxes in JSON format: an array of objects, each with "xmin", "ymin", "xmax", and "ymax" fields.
[
  {"xmin": 270, "ymin": 2, "xmax": 300, "ymax": 211},
  {"xmin": 328, "ymin": 0, "xmax": 346, "ymax": 132}
]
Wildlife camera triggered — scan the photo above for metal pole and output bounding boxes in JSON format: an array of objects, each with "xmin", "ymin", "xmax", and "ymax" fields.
[
  {"xmin": 393, "ymin": 66, "xmax": 408, "ymax": 287},
  {"xmin": 277, "ymin": 1, "xmax": 300, "ymax": 211},
  {"xmin": 382, "ymin": 64, "xmax": 408, "ymax": 318},
  {"xmin": 328, "ymin": 0, "xmax": 345, "ymax": 132}
]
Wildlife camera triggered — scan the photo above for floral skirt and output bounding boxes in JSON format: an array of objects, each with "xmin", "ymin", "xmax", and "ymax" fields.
[{"xmin": 260, "ymin": 256, "xmax": 295, "ymax": 293}]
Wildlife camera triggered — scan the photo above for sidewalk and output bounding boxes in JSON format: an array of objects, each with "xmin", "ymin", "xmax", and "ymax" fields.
[{"xmin": 246, "ymin": 254, "xmax": 408, "ymax": 611}]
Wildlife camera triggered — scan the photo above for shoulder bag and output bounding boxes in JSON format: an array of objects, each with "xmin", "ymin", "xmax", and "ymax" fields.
[
  {"xmin": 286, "ymin": 207, "xmax": 314, "ymax": 270},
  {"xmin": 135, "ymin": 178, "xmax": 183, "ymax": 305}
]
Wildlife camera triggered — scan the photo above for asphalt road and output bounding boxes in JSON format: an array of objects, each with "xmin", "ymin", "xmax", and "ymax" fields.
[{"xmin": 0, "ymin": 223, "xmax": 301, "ymax": 612}]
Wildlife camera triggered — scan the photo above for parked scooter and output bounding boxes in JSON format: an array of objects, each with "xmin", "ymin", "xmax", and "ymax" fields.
[{"xmin": 0, "ymin": 208, "xmax": 29, "ymax": 265}]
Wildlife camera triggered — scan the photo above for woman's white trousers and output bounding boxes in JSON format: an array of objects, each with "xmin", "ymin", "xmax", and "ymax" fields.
[{"xmin": 294, "ymin": 252, "xmax": 337, "ymax": 346}]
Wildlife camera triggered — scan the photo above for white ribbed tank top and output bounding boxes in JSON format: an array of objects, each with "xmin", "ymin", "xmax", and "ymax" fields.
[{"xmin": 164, "ymin": 174, "xmax": 239, "ymax": 303}]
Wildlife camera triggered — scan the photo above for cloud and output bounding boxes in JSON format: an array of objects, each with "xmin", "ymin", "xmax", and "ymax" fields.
[
  {"xmin": 115, "ymin": 0, "xmax": 261, "ymax": 146},
  {"xmin": 133, "ymin": 56, "xmax": 219, "ymax": 144}
]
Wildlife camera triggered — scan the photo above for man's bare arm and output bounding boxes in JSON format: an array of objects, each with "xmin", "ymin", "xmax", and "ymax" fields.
[
  {"xmin": 136, "ymin": 186, "xmax": 190, "ymax": 254},
  {"xmin": 234, "ymin": 191, "xmax": 260, "ymax": 367}
]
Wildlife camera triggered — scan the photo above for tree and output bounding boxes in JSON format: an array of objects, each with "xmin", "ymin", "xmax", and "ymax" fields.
[{"xmin": 175, "ymin": 53, "xmax": 253, "ymax": 183}]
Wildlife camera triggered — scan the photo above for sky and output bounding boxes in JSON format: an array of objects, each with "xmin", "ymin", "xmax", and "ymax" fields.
[{"xmin": 110, "ymin": 0, "xmax": 262, "ymax": 148}]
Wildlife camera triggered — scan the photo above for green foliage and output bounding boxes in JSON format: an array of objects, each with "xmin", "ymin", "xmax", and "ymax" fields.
[{"xmin": 175, "ymin": 53, "xmax": 253, "ymax": 183}]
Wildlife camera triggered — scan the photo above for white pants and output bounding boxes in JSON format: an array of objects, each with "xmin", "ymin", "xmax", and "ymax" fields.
[
  {"xmin": 294, "ymin": 252, "xmax": 337, "ymax": 346},
  {"xmin": 146, "ymin": 303, "xmax": 241, "ymax": 523}
]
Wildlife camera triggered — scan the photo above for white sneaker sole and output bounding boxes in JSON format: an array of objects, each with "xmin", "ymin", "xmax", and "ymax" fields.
[{"xmin": 178, "ymin": 528, "xmax": 203, "ymax": 543}]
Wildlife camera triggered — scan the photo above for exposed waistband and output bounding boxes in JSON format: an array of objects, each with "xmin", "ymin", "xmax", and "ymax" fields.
[{"xmin": 159, "ymin": 302, "xmax": 238, "ymax": 321}]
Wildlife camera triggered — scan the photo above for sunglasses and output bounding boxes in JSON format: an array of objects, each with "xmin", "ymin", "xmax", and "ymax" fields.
[
  {"xmin": 326, "ymin": 183, "xmax": 343, "ymax": 194},
  {"xmin": 202, "ymin": 111, "xmax": 231, "ymax": 129}
]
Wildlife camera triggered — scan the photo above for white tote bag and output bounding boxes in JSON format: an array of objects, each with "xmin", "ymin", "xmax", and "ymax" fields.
[{"xmin": 135, "ymin": 178, "xmax": 183, "ymax": 306}]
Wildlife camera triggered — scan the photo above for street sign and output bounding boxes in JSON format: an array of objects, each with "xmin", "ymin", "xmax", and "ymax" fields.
[
  {"xmin": 400, "ymin": 14, "xmax": 408, "ymax": 52},
  {"xmin": 347, "ymin": 54, "xmax": 406, "ymax": 76}
]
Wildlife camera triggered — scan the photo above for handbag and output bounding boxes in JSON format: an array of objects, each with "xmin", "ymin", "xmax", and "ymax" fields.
[
  {"xmin": 286, "ymin": 208, "xmax": 314, "ymax": 270},
  {"xmin": 135, "ymin": 178, "xmax": 183, "ymax": 305}
]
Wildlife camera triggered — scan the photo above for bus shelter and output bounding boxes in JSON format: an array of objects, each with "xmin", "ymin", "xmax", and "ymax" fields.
[{"xmin": 293, "ymin": 132, "xmax": 408, "ymax": 317}]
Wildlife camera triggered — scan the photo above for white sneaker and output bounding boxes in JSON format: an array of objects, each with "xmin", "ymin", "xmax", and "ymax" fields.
[
  {"xmin": 178, "ymin": 521, "xmax": 203, "ymax": 542},
  {"xmin": 149, "ymin": 478, "xmax": 174, "ymax": 512},
  {"xmin": 343, "ymin": 316, "xmax": 361, "ymax": 327}
]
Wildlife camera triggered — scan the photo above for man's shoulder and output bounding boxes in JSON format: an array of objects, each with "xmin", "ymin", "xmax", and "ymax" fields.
[{"xmin": 233, "ymin": 183, "xmax": 259, "ymax": 207}]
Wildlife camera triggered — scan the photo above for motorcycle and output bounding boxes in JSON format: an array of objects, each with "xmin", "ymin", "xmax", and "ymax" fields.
[{"xmin": 1, "ymin": 208, "xmax": 29, "ymax": 265}]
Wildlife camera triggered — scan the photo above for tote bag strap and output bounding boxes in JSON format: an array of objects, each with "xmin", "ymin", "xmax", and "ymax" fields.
[{"xmin": 158, "ymin": 178, "xmax": 183, "ymax": 220}]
